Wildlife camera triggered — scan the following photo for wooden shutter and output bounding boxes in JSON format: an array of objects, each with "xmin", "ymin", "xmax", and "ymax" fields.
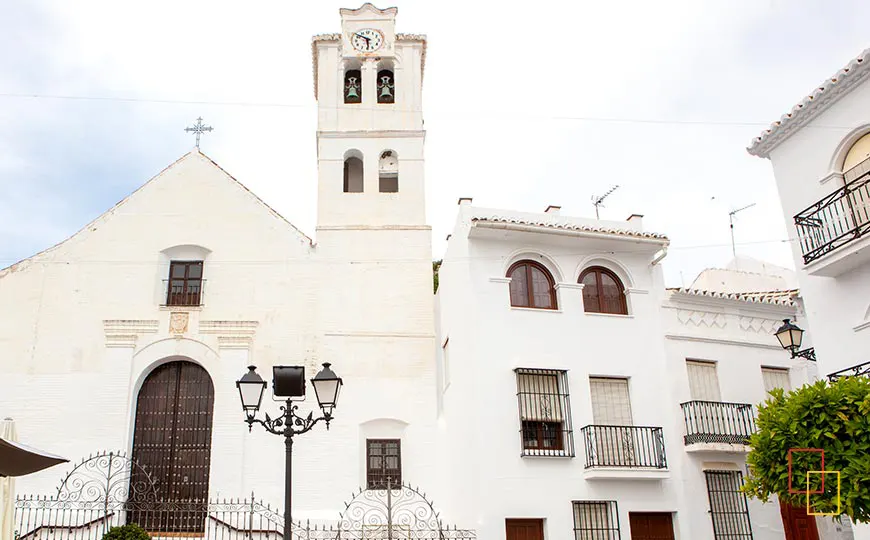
[
  {"xmin": 505, "ymin": 519, "xmax": 544, "ymax": 540},
  {"xmin": 762, "ymin": 367, "xmax": 790, "ymax": 394},
  {"xmin": 687, "ymin": 360, "xmax": 721, "ymax": 402},
  {"xmin": 589, "ymin": 377, "xmax": 632, "ymax": 425}
]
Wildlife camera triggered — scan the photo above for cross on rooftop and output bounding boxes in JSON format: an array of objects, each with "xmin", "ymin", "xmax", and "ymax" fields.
[{"xmin": 184, "ymin": 117, "xmax": 213, "ymax": 149}]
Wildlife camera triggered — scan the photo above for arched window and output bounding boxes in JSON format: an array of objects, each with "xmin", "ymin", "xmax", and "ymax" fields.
[
  {"xmin": 344, "ymin": 69, "xmax": 362, "ymax": 104},
  {"xmin": 843, "ymin": 132, "xmax": 870, "ymax": 181},
  {"xmin": 507, "ymin": 260, "xmax": 556, "ymax": 309},
  {"xmin": 377, "ymin": 69, "xmax": 395, "ymax": 104},
  {"xmin": 379, "ymin": 150, "xmax": 398, "ymax": 192},
  {"xmin": 343, "ymin": 153, "xmax": 364, "ymax": 193},
  {"xmin": 579, "ymin": 267, "xmax": 627, "ymax": 314}
]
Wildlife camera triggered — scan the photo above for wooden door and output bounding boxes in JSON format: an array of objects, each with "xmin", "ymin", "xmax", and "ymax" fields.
[
  {"xmin": 629, "ymin": 513, "xmax": 675, "ymax": 540},
  {"xmin": 780, "ymin": 502, "xmax": 820, "ymax": 540},
  {"xmin": 505, "ymin": 518, "xmax": 544, "ymax": 540},
  {"xmin": 129, "ymin": 361, "xmax": 215, "ymax": 532}
]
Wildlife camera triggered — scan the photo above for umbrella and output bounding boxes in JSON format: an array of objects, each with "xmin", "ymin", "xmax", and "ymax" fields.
[
  {"xmin": 0, "ymin": 438, "xmax": 68, "ymax": 478},
  {"xmin": 1, "ymin": 418, "xmax": 18, "ymax": 540}
]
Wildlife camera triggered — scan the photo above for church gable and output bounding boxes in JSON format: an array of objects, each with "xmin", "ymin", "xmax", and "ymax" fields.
[{"xmin": 0, "ymin": 151, "xmax": 312, "ymax": 277}]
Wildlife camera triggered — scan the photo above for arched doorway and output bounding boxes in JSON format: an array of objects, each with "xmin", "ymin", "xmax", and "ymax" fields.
[{"xmin": 128, "ymin": 360, "xmax": 215, "ymax": 532}]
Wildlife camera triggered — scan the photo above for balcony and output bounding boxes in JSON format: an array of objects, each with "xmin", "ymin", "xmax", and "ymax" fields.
[
  {"xmin": 581, "ymin": 425, "xmax": 669, "ymax": 480},
  {"xmin": 162, "ymin": 279, "xmax": 206, "ymax": 307},
  {"xmin": 794, "ymin": 169, "xmax": 870, "ymax": 270},
  {"xmin": 681, "ymin": 401, "xmax": 755, "ymax": 452}
]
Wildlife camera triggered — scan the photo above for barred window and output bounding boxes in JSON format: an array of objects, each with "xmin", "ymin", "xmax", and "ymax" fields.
[
  {"xmin": 515, "ymin": 368, "xmax": 574, "ymax": 457},
  {"xmin": 366, "ymin": 439, "xmax": 401, "ymax": 489},
  {"xmin": 166, "ymin": 261, "xmax": 203, "ymax": 306},
  {"xmin": 705, "ymin": 470, "xmax": 753, "ymax": 540},
  {"xmin": 573, "ymin": 501, "xmax": 620, "ymax": 539}
]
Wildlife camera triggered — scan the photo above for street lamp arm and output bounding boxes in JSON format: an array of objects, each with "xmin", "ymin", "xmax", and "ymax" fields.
[{"xmin": 245, "ymin": 401, "xmax": 333, "ymax": 437}]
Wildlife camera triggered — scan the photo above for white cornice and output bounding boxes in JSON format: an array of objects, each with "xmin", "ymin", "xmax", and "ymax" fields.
[
  {"xmin": 317, "ymin": 130, "xmax": 425, "ymax": 139},
  {"xmin": 664, "ymin": 333, "xmax": 783, "ymax": 350}
]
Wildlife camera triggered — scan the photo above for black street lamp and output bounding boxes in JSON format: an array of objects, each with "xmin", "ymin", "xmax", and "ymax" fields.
[
  {"xmin": 774, "ymin": 319, "xmax": 816, "ymax": 361},
  {"xmin": 236, "ymin": 363, "xmax": 342, "ymax": 534}
]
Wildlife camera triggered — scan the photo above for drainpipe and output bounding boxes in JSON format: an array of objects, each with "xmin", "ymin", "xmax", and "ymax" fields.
[{"xmin": 651, "ymin": 245, "xmax": 668, "ymax": 266}]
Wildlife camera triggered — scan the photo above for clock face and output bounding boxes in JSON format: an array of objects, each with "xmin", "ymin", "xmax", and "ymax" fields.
[{"xmin": 351, "ymin": 28, "xmax": 384, "ymax": 53}]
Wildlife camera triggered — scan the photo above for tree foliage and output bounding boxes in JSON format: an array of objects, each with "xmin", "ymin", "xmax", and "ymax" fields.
[
  {"xmin": 744, "ymin": 376, "xmax": 870, "ymax": 523},
  {"xmin": 102, "ymin": 524, "xmax": 150, "ymax": 540},
  {"xmin": 432, "ymin": 259, "xmax": 442, "ymax": 293}
]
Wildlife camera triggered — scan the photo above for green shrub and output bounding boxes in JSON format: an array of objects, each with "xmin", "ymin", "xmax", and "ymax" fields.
[
  {"xmin": 102, "ymin": 524, "xmax": 150, "ymax": 540},
  {"xmin": 743, "ymin": 376, "xmax": 870, "ymax": 523}
]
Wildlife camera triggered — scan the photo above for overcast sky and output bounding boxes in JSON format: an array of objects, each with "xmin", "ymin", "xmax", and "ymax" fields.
[{"xmin": 1, "ymin": 0, "xmax": 868, "ymax": 287}]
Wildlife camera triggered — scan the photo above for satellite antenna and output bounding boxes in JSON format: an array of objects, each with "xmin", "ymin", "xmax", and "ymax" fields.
[
  {"xmin": 729, "ymin": 202, "xmax": 756, "ymax": 259},
  {"xmin": 592, "ymin": 185, "xmax": 620, "ymax": 220}
]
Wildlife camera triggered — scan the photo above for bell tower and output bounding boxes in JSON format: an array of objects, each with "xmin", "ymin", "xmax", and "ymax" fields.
[
  {"xmin": 312, "ymin": 3, "xmax": 426, "ymax": 228},
  {"xmin": 311, "ymin": 4, "xmax": 434, "ymax": 369}
]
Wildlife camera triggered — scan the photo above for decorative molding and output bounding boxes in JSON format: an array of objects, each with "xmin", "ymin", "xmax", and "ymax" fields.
[
  {"xmin": 625, "ymin": 288, "xmax": 649, "ymax": 295},
  {"xmin": 199, "ymin": 320, "xmax": 259, "ymax": 335},
  {"xmin": 318, "ymin": 130, "xmax": 426, "ymax": 139},
  {"xmin": 820, "ymin": 171, "xmax": 845, "ymax": 186},
  {"xmin": 554, "ymin": 282, "xmax": 584, "ymax": 290},
  {"xmin": 470, "ymin": 216, "xmax": 668, "ymax": 242},
  {"xmin": 169, "ymin": 312, "xmax": 189, "ymax": 335},
  {"xmin": 738, "ymin": 316, "xmax": 782, "ymax": 334},
  {"xmin": 489, "ymin": 276, "xmax": 511, "ymax": 284},
  {"xmin": 677, "ymin": 310, "xmax": 727, "ymax": 329},
  {"xmin": 584, "ymin": 312, "xmax": 634, "ymax": 319},
  {"xmin": 103, "ymin": 320, "xmax": 158, "ymax": 348},
  {"xmin": 665, "ymin": 333, "xmax": 783, "ymax": 350}
]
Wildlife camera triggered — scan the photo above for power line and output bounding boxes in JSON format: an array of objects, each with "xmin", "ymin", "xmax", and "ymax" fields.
[{"xmin": 0, "ymin": 91, "xmax": 860, "ymax": 130}]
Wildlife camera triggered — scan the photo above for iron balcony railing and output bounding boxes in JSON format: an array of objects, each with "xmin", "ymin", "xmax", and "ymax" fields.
[
  {"xmin": 681, "ymin": 401, "xmax": 756, "ymax": 445},
  {"xmin": 794, "ymin": 169, "xmax": 870, "ymax": 264},
  {"xmin": 162, "ymin": 279, "xmax": 206, "ymax": 307},
  {"xmin": 581, "ymin": 425, "xmax": 667, "ymax": 469},
  {"xmin": 827, "ymin": 360, "xmax": 870, "ymax": 381}
]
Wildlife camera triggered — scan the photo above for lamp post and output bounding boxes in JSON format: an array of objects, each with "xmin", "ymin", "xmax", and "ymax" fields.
[
  {"xmin": 236, "ymin": 363, "xmax": 342, "ymax": 535},
  {"xmin": 773, "ymin": 318, "xmax": 816, "ymax": 361}
]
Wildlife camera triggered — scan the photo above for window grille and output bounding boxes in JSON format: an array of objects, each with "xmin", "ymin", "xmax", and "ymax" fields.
[
  {"xmin": 704, "ymin": 470, "xmax": 753, "ymax": 540},
  {"xmin": 515, "ymin": 368, "xmax": 574, "ymax": 457},
  {"xmin": 166, "ymin": 261, "xmax": 203, "ymax": 306},
  {"xmin": 573, "ymin": 501, "xmax": 620, "ymax": 539},
  {"xmin": 366, "ymin": 439, "xmax": 401, "ymax": 489}
]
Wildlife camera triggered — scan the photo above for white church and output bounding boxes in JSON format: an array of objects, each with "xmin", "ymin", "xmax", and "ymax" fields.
[{"xmin": 0, "ymin": 4, "xmax": 857, "ymax": 540}]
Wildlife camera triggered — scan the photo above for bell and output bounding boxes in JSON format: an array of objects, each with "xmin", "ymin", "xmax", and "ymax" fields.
[
  {"xmin": 346, "ymin": 85, "xmax": 359, "ymax": 99},
  {"xmin": 379, "ymin": 84, "xmax": 393, "ymax": 100}
]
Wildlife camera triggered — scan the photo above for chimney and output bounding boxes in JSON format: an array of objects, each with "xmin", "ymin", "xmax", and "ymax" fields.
[
  {"xmin": 626, "ymin": 214, "xmax": 644, "ymax": 228},
  {"xmin": 545, "ymin": 205, "xmax": 561, "ymax": 215},
  {"xmin": 458, "ymin": 197, "xmax": 473, "ymax": 206}
]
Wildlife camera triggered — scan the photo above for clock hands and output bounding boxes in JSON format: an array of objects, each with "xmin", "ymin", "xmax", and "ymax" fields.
[{"xmin": 354, "ymin": 32, "xmax": 372, "ymax": 47}]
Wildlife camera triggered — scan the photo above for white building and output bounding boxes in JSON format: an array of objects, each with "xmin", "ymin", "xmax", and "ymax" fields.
[
  {"xmin": 748, "ymin": 47, "xmax": 870, "ymax": 540},
  {"xmin": 434, "ymin": 203, "xmax": 826, "ymax": 539},
  {"xmin": 0, "ymin": 4, "xmax": 849, "ymax": 540}
]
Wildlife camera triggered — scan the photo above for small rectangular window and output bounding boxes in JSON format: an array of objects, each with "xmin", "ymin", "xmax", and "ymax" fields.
[
  {"xmin": 686, "ymin": 360, "xmax": 721, "ymax": 402},
  {"xmin": 166, "ymin": 261, "xmax": 203, "ymax": 306},
  {"xmin": 705, "ymin": 470, "xmax": 753, "ymax": 540},
  {"xmin": 761, "ymin": 367, "xmax": 790, "ymax": 395},
  {"xmin": 515, "ymin": 368, "xmax": 574, "ymax": 457},
  {"xmin": 572, "ymin": 501, "xmax": 620, "ymax": 539},
  {"xmin": 366, "ymin": 439, "xmax": 401, "ymax": 489}
]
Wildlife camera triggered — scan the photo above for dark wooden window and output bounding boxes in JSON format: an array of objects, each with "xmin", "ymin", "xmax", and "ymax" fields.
[
  {"xmin": 166, "ymin": 261, "xmax": 203, "ymax": 306},
  {"xmin": 508, "ymin": 260, "xmax": 556, "ymax": 309},
  {"xmin": 515, "ymin": 369, "xmax": 574, "ymax": 457},
  {"xmin": 580, "ymin": 266, "xmax": 627, "ymax": 314},
  {"xmin": 573, "ymin": 501, "xmax": 620, "ymax": 539},
  {"xmin": 366, "ymin": 439, "xmax": 401, "ymax": 489},
  {"xmin": 629, "ymin": 512, "xmax": 674, "ymax": 540},
  {"xmin": 129, "ymin": 361, "xmax": 215, "ymax": 533},
  {"xmin": 505, "ymin": 519, "xmax": 544, "ymax": 540},
  {"xmin": 704, "ymin": 470, "xmax": 753, "ymax": 540},
  {"xmin": 344, "ymin": 69, "xmax": 362, "ymax": 103}
]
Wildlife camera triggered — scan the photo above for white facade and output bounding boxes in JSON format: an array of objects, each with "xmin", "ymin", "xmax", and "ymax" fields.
[
  {"xmin": 748, "ymin": 48, "xmax": 870, "ymax": 540},
  {"xmin": 434, "ymin": 203, "xmax": 820, "ymax": 539}
]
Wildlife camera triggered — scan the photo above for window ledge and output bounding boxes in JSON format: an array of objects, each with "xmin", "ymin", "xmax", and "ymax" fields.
[
  {"xmin": 160, "ymin": 305, "xmax": 204, "ymax": 311},
  {"xmin": 684, "ymin": 442, "xmax": 750, "ymax": 454},
  {"xmin": 583, "ymin": 467, "xmax": 670, "ymax": 481},
  {"xmin": 510, "ymin": 307, "xmax": 562, "ymax": 313},
  {"xmin": 583, "ymin": 312, "xmax": 633, "ymax": 319},
  {"xmin": 520, "ymin": 451, "xmax": 574, "ymax": 459}
]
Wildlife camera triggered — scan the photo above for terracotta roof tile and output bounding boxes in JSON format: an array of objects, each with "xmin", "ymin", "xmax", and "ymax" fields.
[{"xmin": 471, "ymin": 216, "xmax": 668, "ymax": 241}]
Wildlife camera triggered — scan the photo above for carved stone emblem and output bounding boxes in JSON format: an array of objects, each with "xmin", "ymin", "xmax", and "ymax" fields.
[{"xmin": 169, "ymin": 312, "xmax": 189, "ymax": 335}]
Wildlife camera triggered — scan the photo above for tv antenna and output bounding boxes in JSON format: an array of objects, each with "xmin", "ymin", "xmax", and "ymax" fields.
[
  {"xmin": 592, "ymin": 185, "xmax": 620, "ymax": 220},
  {"xmin": 728, "ymin": 202, "xmax": 756, "ymax": 258}
]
